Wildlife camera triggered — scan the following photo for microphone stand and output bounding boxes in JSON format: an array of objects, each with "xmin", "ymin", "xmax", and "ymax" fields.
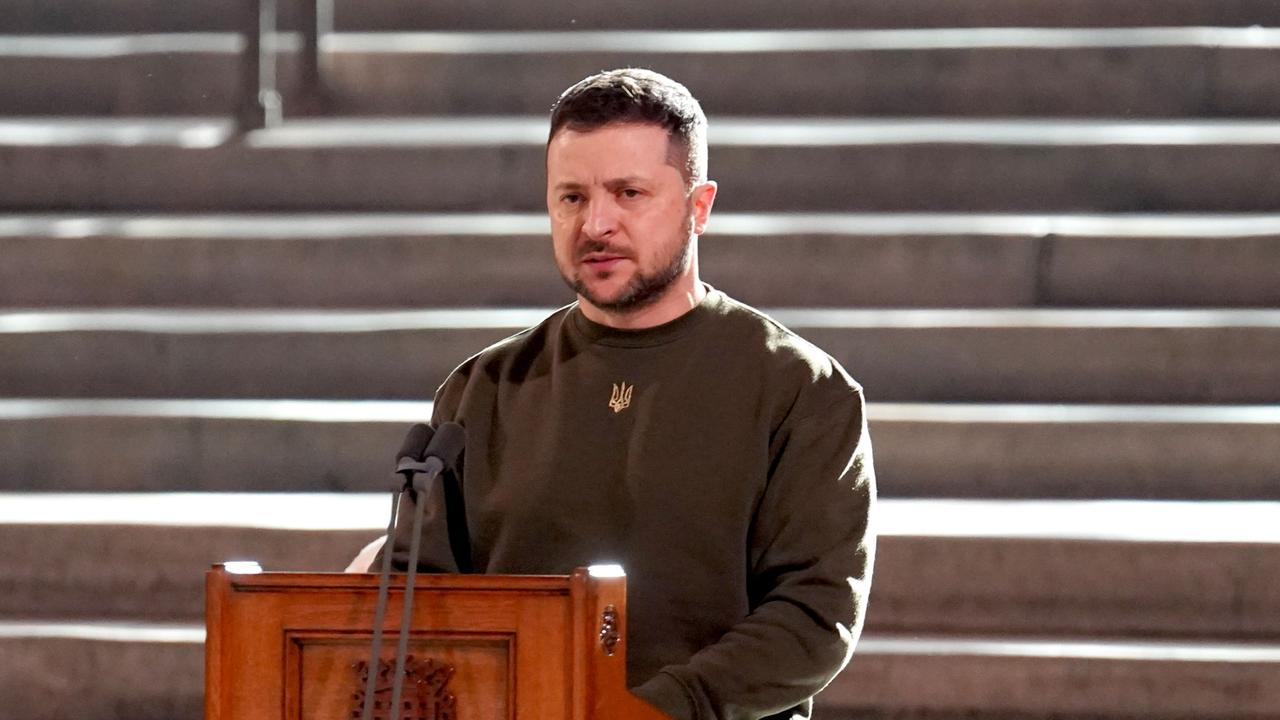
[
  {"xmin": 361, "ymin": 422, "xmax": 462, "ymax": 720},
  {"xmin": 360, "ymin": 423, "xmax": 434, "ymax": 720},
  {"xmin": 387, "ymin": 470, "xmax": 432, "ymax": 719},
  {"xmin": 358, "ymin": 485, "xmax": 404, "ymax": 720}
]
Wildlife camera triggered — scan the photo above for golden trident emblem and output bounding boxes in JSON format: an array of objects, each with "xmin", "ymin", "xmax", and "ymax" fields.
[{"xmin": 609, "ymin": 382, "xmax": 634, "ymax": 413}]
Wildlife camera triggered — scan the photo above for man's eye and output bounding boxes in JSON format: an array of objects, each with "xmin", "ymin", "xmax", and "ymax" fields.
[
  {"xmin": 621, "ymin": 188, "xmax": 641, "ymax": 198},
  {"xmin": 562, "ymin": 194, "xmax": 582, "ymax": 204}
]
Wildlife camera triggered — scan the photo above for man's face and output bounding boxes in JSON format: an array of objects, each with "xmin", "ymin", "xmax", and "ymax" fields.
[{"xmin": 546, "ymin": 122, "xmax": 715, "ymax": 317}]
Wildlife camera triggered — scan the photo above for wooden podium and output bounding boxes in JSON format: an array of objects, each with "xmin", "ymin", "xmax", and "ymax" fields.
[{"xmin": 206, "ymin": 564, "xmax": 670, "ymax": 720}]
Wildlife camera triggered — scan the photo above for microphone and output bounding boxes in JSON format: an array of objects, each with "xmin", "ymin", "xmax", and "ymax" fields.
[
  {"xmin": 394, "ymin": 422, "xmax": 433, "ymax": 478},
  {"xmin": 403, "ymin": 421, "xmax": 465, "ymax": 491}
]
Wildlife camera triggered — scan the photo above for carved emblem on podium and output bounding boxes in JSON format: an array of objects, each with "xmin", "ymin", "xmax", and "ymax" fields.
[{"xmin": 351, "ymin": 656, "xmax": 458, "ymax": 720}]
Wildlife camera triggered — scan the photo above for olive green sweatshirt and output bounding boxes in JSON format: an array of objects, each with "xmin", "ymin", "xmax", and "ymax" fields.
[{"xmin": 384, "ymin": 287, "xmax": 876, "ymax": 720}]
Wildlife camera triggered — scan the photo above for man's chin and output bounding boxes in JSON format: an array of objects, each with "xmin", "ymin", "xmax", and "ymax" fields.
[
  {"xmin": 575, "ymin": 281, "xmax": 648, "ymax": 313},
  {"xmin": 580, "ymin": 289, "xmax": 633, "ymax": 311}
]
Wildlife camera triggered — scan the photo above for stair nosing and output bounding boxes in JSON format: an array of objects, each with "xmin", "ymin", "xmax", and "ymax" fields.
[
  {"xmin": 8, "ymin": 117, "xmax": 1280, "ymax": 148},
  {"xmin": 4, "ymin": 307, "xmax": 1280, "ymax": 333},
  {"xmin": 1, "ymin": 493, "xmax": 1277, "ymax": 543},
  {"xmin": 4, "ymin": 212, "xmax": 1280, "ymax": 239},
  {"xmin": 2, "ymin": 620, "xmax": 1277, "ymax": 662},
  {"xmin": 2, "ymin": 399, "xmax": 1278, "ymax": 424},
  {"xmin": 5, "ymin": 27, "xmax": 1280, "ymax": 57}
]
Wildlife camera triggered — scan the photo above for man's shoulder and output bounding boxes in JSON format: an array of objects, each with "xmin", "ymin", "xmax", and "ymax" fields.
[
  {"xmin": 447, "ymin": 303, "xmax": 574, "ymax": 383},
  {"xmin": 428, "ymin": 305, "xmax": 573, "ymax": 423},
  {"xmin": 712, "ymin": 292, "xmax": 862, "ymax": 393}
]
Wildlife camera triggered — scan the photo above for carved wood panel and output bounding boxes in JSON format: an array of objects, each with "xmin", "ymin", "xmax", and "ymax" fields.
[
  {"xmin": 288, "ymin": 633, "xmax": 511, "ymax": 720},
  {"xmin": 351, "ymin": 656, "xmax": 457, "ymax": 720}
]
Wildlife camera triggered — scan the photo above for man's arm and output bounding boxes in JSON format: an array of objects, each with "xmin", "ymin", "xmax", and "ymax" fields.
[
  {"xmin": 354, "ymin": 365, "xmax": 473, "ymax": 574},
  {"xmin": 365, "ymin": 471, "xmax": 462, "ymax": 573},
  {"xmin": 634, "ymin": 388, "xmax": 876, "ymax": 720},
  {"xmin": 345, "ymin": 535, "xmax": 386, "ymax": 573}
]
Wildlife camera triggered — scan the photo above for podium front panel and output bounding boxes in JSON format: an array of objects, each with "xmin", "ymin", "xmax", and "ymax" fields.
[{"xmin": 207, "ymin": 571, "xmax": 575, "ymax": 720}]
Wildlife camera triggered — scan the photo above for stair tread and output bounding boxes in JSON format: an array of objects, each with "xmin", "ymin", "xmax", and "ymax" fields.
[
  {"xmin": 2, "ymin": 493, "xmax": 1277, "ymax": 543},
  {"xmin": 6, "ymin": 620, "xmax": 1280, "ymax": 661},
  {"xmin": 4, "ymin": 398, "xmax": 1279, "ymax": 423},
  {"xmin": 6, "ymin": 27, "xmax": 1280, "ymax": 56},
  {"xmin": 5, "ymin": 211, "xmax": 1280, "ymax": 238},
  {"xmin": 5, "ymin": 307, "xmax": 1280, "ymax": 332},
  {"xmin": 8, "ymin": 116, "xmax": 1280, "ymax": 148}
]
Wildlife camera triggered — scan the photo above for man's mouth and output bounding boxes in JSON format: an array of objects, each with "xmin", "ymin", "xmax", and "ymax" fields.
[{"xmin": 581, "ymin": 252, "xmax": 629, "ymax": 271}]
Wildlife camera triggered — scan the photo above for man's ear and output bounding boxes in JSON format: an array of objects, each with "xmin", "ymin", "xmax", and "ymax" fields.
[{"xmin": 691, "ymin": 180, "xmax": 718, "ymax": 235}]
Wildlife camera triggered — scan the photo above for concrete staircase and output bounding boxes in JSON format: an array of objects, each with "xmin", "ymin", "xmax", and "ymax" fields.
[{"xmin": 1, "ymin": 1, "xmax": 1278, "ymax": 718}]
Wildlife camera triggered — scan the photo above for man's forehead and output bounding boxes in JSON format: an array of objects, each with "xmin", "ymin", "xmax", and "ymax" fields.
[
  {"xmin": 546, "ymin": 123, "xmax": 685, "ymax": 181},
  {"xmin": 548, "ymin": 123, "xmax": 671, "ymax": 157},
  {"xmin": 549, "ymin": 120, "xmax": 669, "ymax": 143}
]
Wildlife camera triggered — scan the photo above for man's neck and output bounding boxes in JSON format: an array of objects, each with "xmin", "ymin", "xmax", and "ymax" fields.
[{"xmin": 579, "ymin": 279, "xmax": 707, "ymax": 330}]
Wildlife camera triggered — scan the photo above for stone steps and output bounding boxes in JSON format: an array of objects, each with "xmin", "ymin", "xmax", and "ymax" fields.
[
  {"xmin": 0, "ymin": 624, "xmax": 204, "ymax": 720},
  {"xmin": 7, "ymin": 0, "xmax": 1280, "ymax": 33},
  {"xmin": 4, "ymin": 623, "xmax": 1278, "ymax": 720},
  {"xmin": 2, "ymin": 400, "xmax": 1278, "ymax": 499},
  {"xmin": 5, "ymin": 118, "xmax": 1280, "ymax": 212},
  {"xmin": 3, "ymin": 309, "xmax": 1278, "ymax": 402},
  {"xmin": 4, "ymin": 213, "xmax": 1279, "ymax": 308},
  {"xmin": 5, "ymin": 30, "xmax": 1280, "ymax": 117},
  {"xmin": 4, "ymin": 3, "xmax": 1273, "ymax": 719},
  {"xmin": 0, "ymin": 520, "xmax": 373, "ymax": 621},
  {"xmin": 821, "ymin": 634, "xmax": 1280, "ymax": 719},
  {"xmin": 2, "ymin": 495, "xmax": 1278, "ymax": 638},
  {"xmin": 872, "ymin": 404, "xmax": 1280, "ymax": 499}
]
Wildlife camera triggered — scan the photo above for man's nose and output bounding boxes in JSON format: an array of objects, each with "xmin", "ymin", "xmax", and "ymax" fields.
[{"xmin": 582, "ymin": 197, "xmax": 621, "ymax": 239}]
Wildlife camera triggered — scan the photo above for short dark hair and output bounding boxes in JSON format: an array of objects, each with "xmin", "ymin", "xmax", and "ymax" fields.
[{"xmin": 548, "ymin": 68, "xmax": 708, "ymax": 185}]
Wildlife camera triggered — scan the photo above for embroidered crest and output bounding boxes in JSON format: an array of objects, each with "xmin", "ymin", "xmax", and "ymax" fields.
[{"xmin": 608, "ymin": 382, "xmax": 634, "ymax": 413}]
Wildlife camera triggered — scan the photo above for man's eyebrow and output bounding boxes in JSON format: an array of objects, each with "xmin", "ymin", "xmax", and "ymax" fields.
[
  {"xmin": 552, "ymin": 176, "xmax": 650, "ymax": 193},
  {"xmin": 603, "ymin": 176, "xmax": 648, "ymax": 191}
]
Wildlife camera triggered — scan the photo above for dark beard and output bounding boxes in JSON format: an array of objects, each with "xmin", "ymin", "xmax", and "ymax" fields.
[{"xmin": 564, "ymin": 217, "xmax": 694, "ymax": 314}]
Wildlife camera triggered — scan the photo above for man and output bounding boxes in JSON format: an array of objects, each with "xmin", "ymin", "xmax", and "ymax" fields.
[{"xmin": 357, "ymin": 68, "xmax": 875, "ymax": 720}]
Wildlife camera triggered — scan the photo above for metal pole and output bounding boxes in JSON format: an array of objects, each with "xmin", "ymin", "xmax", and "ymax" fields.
[
  {"xmin": 236, "ymin": 0, "xmax": 265, "ymax": 130},
  {"xmin": 237, "ymin": 0, "xmax": 281, "ymax": 130},
  {"xmin": 299, "ymin": 0, "xmax": 331, "ymax": 114}
]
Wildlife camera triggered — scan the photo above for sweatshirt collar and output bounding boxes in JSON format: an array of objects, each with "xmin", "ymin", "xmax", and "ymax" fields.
[{"xmin": 568, "ymin": 285, "xmax": 723, "ymax": 348}]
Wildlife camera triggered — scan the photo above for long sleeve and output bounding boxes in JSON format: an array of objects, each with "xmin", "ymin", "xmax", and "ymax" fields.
[
  {"xmin": 633, "ymin": 388, "xmax": 877, "ymax": 720},
  {"xmin": 377, "ymin": 470, "xmax": 461, "ymax": 573}
]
